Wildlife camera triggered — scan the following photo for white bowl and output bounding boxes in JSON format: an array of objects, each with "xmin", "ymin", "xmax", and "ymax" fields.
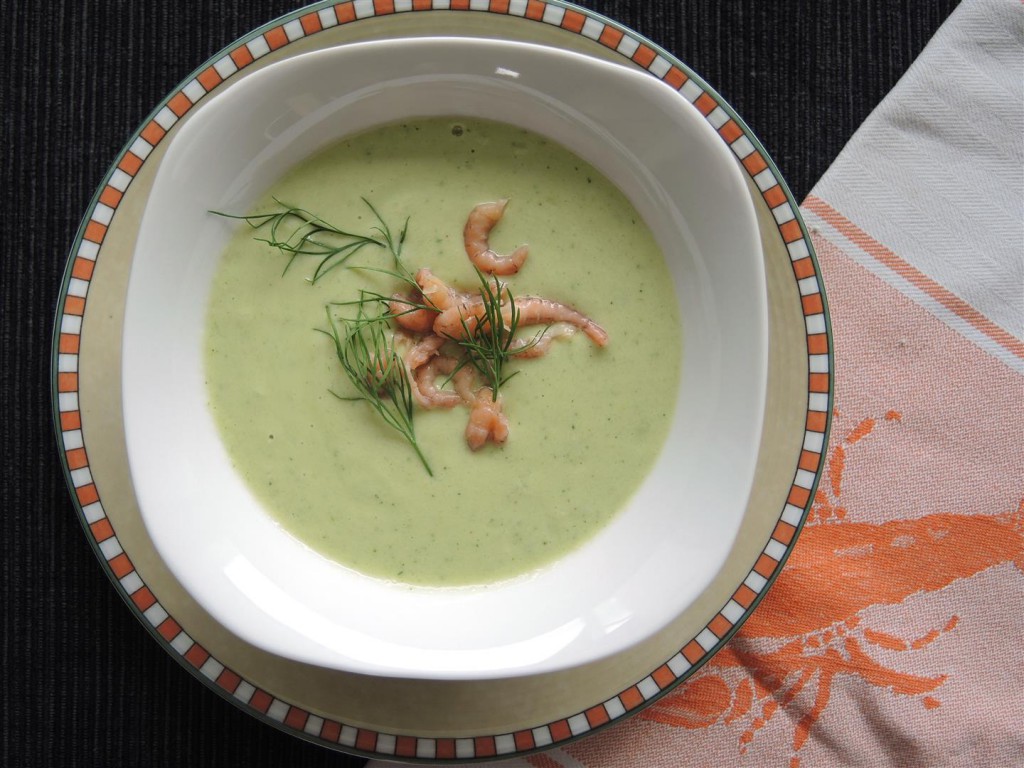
[{"xmin": 122, "ymin": 37, "xmax": 766, "ymax": 680}]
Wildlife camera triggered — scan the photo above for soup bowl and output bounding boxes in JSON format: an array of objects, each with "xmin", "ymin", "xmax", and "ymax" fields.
[{"xmin": 122, "ymin": 36, "xmax": 766, "ymax": 680}]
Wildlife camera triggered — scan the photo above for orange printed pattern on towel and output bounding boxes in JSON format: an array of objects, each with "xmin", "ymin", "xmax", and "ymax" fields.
[{"xmin": 634, "ymin": 412, "xmax": 1024, "ymax": 767}]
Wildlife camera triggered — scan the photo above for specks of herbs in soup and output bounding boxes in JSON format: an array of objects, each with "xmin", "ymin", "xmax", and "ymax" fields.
[{"xmin": 205, "ymin": 118, "xmax": 682, "ymax": 587}]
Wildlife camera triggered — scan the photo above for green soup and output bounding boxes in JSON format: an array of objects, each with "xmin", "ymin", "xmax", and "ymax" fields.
[{"xmin": 204, "ymin": 118, "xmax": 681, "ymax": 586}]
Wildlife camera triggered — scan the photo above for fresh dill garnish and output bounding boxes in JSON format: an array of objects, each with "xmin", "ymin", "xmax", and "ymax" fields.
[
  {"xmin": 328, "ymin": 264, "xmax": 441, "ymax": 335},
  {"xmin": 321, "ymin": 302, "xmax": 432, "ymax": 476},
  {"xmin": 210, "ymin": 197, "xmax": 410, "ymax": 283},
  {"xmin": 449, "ymin": 269, "xmax": 538, "ymax": 401},
  {"xmin": 333, "ymin": 288, "xmax": 439, "ymax": 327},
  {"xmin": 362, "ymin": 198, "xmax": 410, "ymax": 273},
  {"xmin": 217, "ymin": 198, "xmax": 433, "ymax": 472}
]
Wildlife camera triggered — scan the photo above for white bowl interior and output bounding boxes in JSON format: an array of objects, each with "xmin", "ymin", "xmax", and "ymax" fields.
[{"xmin": 122, "ymin": 38, "xmax": 766, "ymax": 679}]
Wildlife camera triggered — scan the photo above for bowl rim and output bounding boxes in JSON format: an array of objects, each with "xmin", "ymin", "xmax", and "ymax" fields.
[{"xmin": 119, "ymin": 34, "xmax": 767, "ymax": 680}]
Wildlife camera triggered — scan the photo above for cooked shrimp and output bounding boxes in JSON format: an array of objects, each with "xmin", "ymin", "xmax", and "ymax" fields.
[
  {"xmin": 416, "ymin": 267, "xmax": 506, "ymax": 307},
  {"xmin": 433, "ymin": 296, "xmax": 608, "ymax": 348},
  {"xmin": 415, "ymin": 268, "xmax": 476, "ymax": 311},
  {"xmin": 415, "ymin": 268, "xmax": 455, "ymax": 310},
  {"xmin": 412, "ymin": 355, "xmax": 462, "ymax": 409},
  {"xmin": 450, "ymin": 365, "xmax": 478, "ymax": 403},
  {"xmin": 432, "ymin": 304, "xmax": 478, "ymax": 340},
  {"xmin": 464, "ymin": 199, "xmax": 529, "ymax": 275},
  {"xmin": 508, "ymin": 323, "xmax": 577, "ymax": 359},
  {"xmin": 465, "ymin": 387, "xmax": 509, "ymax": 450},
  {"xmin": 389, "ymin": 292, "xmax": 436, "ymax": 334},
  {"xmin": 514, "ymin": 297, "xmax": 608, "ymax": 347},
  {"xmin": 404, "ymin": 333, "xmax": 446, "ymax": 371}
]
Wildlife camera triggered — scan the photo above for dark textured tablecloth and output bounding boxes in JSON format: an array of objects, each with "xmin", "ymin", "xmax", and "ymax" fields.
[{"xmin": 1, "ymin": 2, "xmax": 959, "ymax": 765}]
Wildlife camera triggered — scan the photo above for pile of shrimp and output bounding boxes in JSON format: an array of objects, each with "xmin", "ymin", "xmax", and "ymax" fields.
[{"xmin": 387, "ymin": 199, "xmax": 608, "ymax": 451}]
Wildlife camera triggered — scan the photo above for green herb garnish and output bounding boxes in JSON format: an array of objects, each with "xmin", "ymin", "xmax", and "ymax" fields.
[
  {"xmin": 322, "ymin": 301, "xmax": 432, "ymax": 476},
  {"xmin": 211, "ymin": 198, "xmax": 410, "ymax": 283},
  {"xmin": 448, "ymin": 269, "xmax": 543, "ymax": 401}
]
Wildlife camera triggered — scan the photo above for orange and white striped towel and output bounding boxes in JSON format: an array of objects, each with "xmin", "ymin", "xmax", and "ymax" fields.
[{"xmin": 371, "ymin": 0, "xmax": 1023, "ymax": 765}]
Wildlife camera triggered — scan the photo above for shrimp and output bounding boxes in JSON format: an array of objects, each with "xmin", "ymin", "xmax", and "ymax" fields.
[
  {"xmin": 404, "ymin": 333, "xmax": 446, "ymax": 371},
  {"xmin": 507, "ymin": 323, "xmax": 577, "ymax": 359},
  {"xmin": 464, "ymin": 199, "xmax": 529, "ymax": 275},
  {"xmin": 408, "ymin": 350, "xmax": 508, "ymax": 451},
  {"xmin": 465, "ymin": 387, "xmax": 509, "ymax": 450},
  {"xmin": 514, "ymin": 297, "xmax": 608, "ymax": 347},
  {"xmin": 415, "ymin": 268, "xmax": 475, "ymax": 311},
  {"xmin": 450, "ymin": 365, "xmax": 478, "ymax": 404},
  {"xmin": 388, "ymin": 292, "xmax": 436, "ymax": 334},
  {"xmin": 416, "ymin": 267, "xmax": 507, "ymax": 308},
  {"xmin": 433, "ymin": 296, "xmax": 608, "ymax": 348},
  {"xmin": 425, "ymin": 269, "xmax": 493, "ymax": 338},
  {"xmin": 413, "ymin": 356, "xmax": 508, "ymax": 450},
  {"xmin": 432, "ymin": 304, "xmax": 479, "ymax": 340},
  {"xmin": 412, "ymin": 355, "xmax": 462, "ymax": 409}
]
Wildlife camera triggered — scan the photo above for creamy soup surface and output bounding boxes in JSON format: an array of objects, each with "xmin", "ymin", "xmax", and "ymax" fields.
[{"xmin": 204, "ymin": 118, "xmax": 682, "ymax": 586}]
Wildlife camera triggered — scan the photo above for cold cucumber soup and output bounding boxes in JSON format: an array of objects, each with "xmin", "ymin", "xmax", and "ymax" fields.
[{"xmin": 204, "ymin": 117, "xmax": 682, "ymax": 587}]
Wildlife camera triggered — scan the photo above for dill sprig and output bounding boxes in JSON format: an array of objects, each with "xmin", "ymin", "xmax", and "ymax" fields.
[
  {"xmin": 211, "ymin": 198, "xmax": 410, "ymax": 283},
  {"xmin": 329, "ymin": 265, "xmax": 440, "ymax": 328},
  {"xmin": 362, "ymin": 199, "xmax": 410, "ymax": 273},
  {"xmin": 450, "ymin": 270, "xmax": 532, "ymax": 401},
  {"xmin": 322, "ymin": 302, "xmax": 432, "ymax": 476}
]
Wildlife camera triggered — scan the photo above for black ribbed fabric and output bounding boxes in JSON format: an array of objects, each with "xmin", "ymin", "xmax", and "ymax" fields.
[{"xmin": 1, "ymin": 2, "xmax": 959, "ymax": 766}]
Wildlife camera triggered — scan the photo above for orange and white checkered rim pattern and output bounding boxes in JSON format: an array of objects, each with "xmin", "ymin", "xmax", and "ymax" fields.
[{"xmin": 51, "ymin": 0, "xmax": 833, "ymax": 760}]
